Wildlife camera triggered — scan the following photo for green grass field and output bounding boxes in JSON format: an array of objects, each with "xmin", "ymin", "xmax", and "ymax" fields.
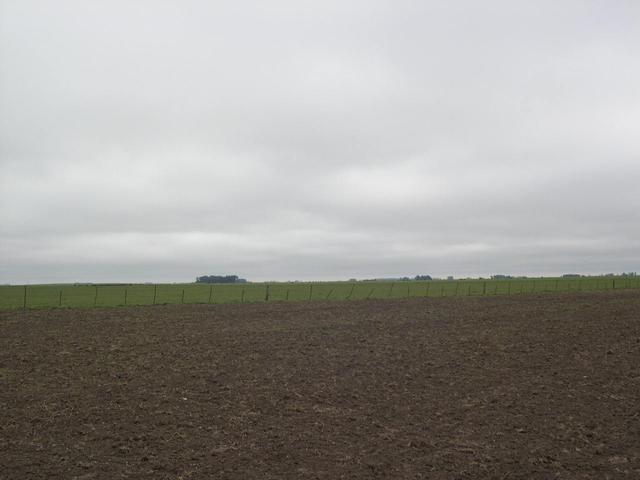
[{"xmin": 1, "ymin": 277, "xmax": 639, "ymax": 309}]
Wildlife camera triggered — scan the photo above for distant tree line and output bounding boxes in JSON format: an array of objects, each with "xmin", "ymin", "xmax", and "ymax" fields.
[
  {"xmin": 567, "ymin": 272, "xmax": 637, "ymax": 278},
  {"xmin": 195, "ymin": 275, "xmax": 247, "ymax": 284},
  {"xmin": 359, "ymin": 275, "xmax": 433, "ymax": 282}
]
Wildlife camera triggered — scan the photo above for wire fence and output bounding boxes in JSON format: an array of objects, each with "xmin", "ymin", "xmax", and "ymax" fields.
[{"xmin": 1, "ymin": 277, "xmax": 639, "ymax": 310}]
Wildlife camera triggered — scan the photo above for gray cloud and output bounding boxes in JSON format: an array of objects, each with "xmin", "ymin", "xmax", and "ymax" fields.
[{"xmin": 1, "ymin": 0, "xmax": 639, "ymax": 283}]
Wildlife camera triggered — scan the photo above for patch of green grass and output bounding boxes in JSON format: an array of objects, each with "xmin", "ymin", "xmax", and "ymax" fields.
[{"xmin": 0, "ymin": 277, "xmax": 638, "ymax": 310}]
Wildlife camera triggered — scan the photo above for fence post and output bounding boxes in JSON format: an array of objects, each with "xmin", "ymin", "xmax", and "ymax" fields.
[
  {"xmin": 347, "ymin": 284, "xmax": 355, "ymax": 299},
  {"xmin": 482, "ymin": 281, "xmax": 486, "ymax": 295},
  {"xmin": 23, "ymin": 285, "xmax": 27, "ymax": 309},
  {"xmin": 425, "ymin": 282, "xmax": 430, "ymax": 297},
  {"xmin": 286, "ymin": 289, "xmax": 290, "ymax": 301},
  {"xmin": 208, "ymin": 285, "xmax": 213, "ymax": 304},
  {"xmin": 467, "ymin": 283, "xmax": 471, "ymax": 296},
  {"xmin": 59, "ymin": 290, "xmax": 62, "ymax": 307},
  {"xmin": 241, "ymin": 288, "xmax": 245, "ymax": 303},
  {"xmin": 326, "ymin": 289, "xmax": 333, "ymax": 300},
  {"xmin": 124, "ymin": 289, "xmax": 128, "ymax": 305},
  {"xmin": 455, "ymin": 282, "xmax": 460, "ymax": 296},
  {"xmin": 309, "ymin": 284, "xmax": 313, "ymax": 300},
  {"xmin": 153, "ymin": 284, "xmax": 157, "ymax": 305},
  {"xmin": 508, "ymin": 281, "xmax": 511, "ymax": 295},
  {"xmin": 181, "ymin": 289, "xmax": 185, "ymax": 304},
  {"xmin": 94, "ymin": 285, "xmax": 98, "ymax": 305},
  {"xmin": 388, "ymin": 283, "xmax": 394, "ymax": 298},
  {"xmin": 265, "ymin": 285, "xmax": 270, "ymax": 302}
]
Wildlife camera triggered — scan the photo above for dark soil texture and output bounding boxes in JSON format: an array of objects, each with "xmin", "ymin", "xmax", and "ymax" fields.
[{"xmin": 2, "ymin": 291, "xmax": 640, "ymax": 479}]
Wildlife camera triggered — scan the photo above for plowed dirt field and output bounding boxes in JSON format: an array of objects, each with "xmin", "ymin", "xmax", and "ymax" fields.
[{"xmin": 2, "ymin": 291, "xmax": 640, "ymax": 479}]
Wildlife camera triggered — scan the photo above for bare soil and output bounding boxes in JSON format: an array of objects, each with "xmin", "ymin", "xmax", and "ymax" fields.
[{"xmin": 1, "ymin": 291, "xmax": 640, "ymax": 479}]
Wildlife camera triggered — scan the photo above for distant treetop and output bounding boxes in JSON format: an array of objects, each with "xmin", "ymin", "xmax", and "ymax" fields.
[
  {"xmin": 196, "ymin": 275, "xmax": 247, "ymax": 284},
  {"xmin": 414, "ymin": 275, "xmax": 432, "ymax": 281}
]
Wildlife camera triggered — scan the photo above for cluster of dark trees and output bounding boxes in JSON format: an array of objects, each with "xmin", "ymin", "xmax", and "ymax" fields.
[{"xmin": 195, "ymin": 275, "xmax": 247, "ymax": 284}]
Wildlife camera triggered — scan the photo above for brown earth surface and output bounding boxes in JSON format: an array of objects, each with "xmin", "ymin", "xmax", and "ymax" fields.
[{"xmin": 1, "ymin": 291, "xmax": 640, "ymax": 479}]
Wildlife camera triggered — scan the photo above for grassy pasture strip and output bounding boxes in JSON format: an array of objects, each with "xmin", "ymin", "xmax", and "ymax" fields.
[{"xmin": 1, "ymin": 277, "xmax": 639, "ymax": 310}]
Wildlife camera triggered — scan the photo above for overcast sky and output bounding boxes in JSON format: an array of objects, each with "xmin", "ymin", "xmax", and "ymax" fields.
[{"xmin": 1, "ymin": 0, "xmax": 639, "ymax": 283}]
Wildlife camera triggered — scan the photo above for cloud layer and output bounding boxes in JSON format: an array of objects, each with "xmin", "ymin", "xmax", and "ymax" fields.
[{"xmin": 1, "ymin": 0, "xmax": 639, "ymax": 283}]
